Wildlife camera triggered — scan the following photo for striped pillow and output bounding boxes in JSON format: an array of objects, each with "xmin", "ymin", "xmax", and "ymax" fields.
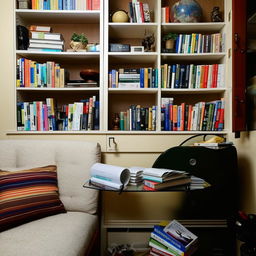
[{"xmin": 0, "ymin": 165, "xmax": 66, "ymax": 231}]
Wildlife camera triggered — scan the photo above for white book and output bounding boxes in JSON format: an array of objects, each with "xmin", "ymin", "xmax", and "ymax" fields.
[
  {"xmin": 31, "ymin": 32, "xmax": 63, "ymax": 41},
  {"xmin": 29, "ymin": 39, "xmax": 64, "ymax": 45},
  {"xmin": 178, "ymin": 34, "xmax": 182, "ymax": 54},
  {"xmin": 207, "ymin": 65, "xmax": 213, "ymax": 88},
  {"xmin": 161, "ymin": 7, "xmax": 166, "ymax": 23},
  {"xmin": 195, "ymin": 65, "xmax": 201, "ymax": 89},
  {"xmin": 188, "ymin": 64, "xmax": 194, "ymax": 89},
  {"xmin": 118, "ymin": 83, "xmax": 140, "ymax": 88},
  {"xmin": 171, "ymin": 65, "xmax": 176, "ymax": 89},
  {"xmin": 90, "ymin": 163, "xmax": 130, "ymax": 187},
  {"xmin": 135, "ymin": 2, "xmax": 142, "ymax": 23},
  {"xmin": 218, "ymin": 64, "xmax": 225, "ymax": 88},
  {"xmin": 29, "ymin": 43, "xmax": 63, "ymax": 49},
  {"xmin": 197, "ymin": 34, "xmax": 202, "ymax": 53},
  {"xmin": 72, "ymin": 102, "xmax": 83, "ymax": 130}
]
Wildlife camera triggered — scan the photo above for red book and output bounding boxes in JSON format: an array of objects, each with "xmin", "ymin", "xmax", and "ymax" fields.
[
  {"xmin": 203, "ymin": 65, "xmax": 209, "ymax": 88},
  {"xmin": 86, "ymin": 0, "xmax": 92, "ymax": 10},
  {"xmin": 172, "ymin": 105, "xmax": 178, "ymax": 131},
  {"xmin": 180, "ymin": 103, "xmax": 185, "ymax": 131},
  {"xmin": 187, "ymin": 105, "xmax": 193, "ymax": 131},
  {"xmin": 169, "ymin": 104, "xmax": 173, "ymax": 131},
  {"xmin": 165, "ymin": 6, "xmax": 170, "ymax": 23},
  {"xmin": 139, "ymin": 2, "xmax": 145, "ymax": 22},
  {"xmin": 92, "ymin": 0, "xmax": 100, "ymax": 10},
  {"xmin": 212, "ymin": 64, "xmax": 218, "ymax": 88},
  {"xmin": 143, "ymin": 185, "xmax": 155, "ymax": 191}
]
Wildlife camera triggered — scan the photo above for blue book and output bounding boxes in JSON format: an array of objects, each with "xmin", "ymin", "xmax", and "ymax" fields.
[
  {"xmin": 154, "ymin": 225, "xmax": 186, "ymax": 252},
  {"xmin": 94, "ymin": 101, "xmax": 100, "ymax": 130},
  {"xmin": 155, "ymin": 68, "xmax": 158, "ymax": 88},
  {"xmin": 58, "ymin": 0, "xmax": 63, "ymax": 10},
  {"xmin": 164, "ymin": 105, "xmax": 169, "ymax": 131},
  {"xmin": 30, "ymin": 67, "xmax": 34, "ymax": 86},
  {"xmin": 174, "ymin": 64, "xmax": 180, "ymax": 88},
  {"xmin": 175, "ymin": 36, "xmax": 179, "ymax": 53},
  {"xmin": 140, "ymin": 68, "xmax": 144, "ymax": 88}
]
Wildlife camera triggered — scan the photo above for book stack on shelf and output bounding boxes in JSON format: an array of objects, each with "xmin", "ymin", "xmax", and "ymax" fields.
[
  {"xmin": 160, "ymin": 63, "xmax": 225, "ymax": 89},
  {"xmin": 161, "ymin": 98, "xmax": 225, "ymax": 131},
  {"xmin": 28, "ymin": 26, "xmax": 64, "ymax": 52},
  {"xmin": 128, "ymin": 166, "xmax": 144, "ymax": 186},
  {"xmin": 17, "ymin": 96, "xmax": 99, "ymax": 131},
  {"xmin": 172, "ymin": 33, "xmax": 225, "ymax": 54},
  {"xmin": 114, "ymin": 105, "xmax": 157, "ymax": 131},
  {"xmin": 16, "ymin": 58, "xmax": 66, "ymax": 88},
  {"xmin": 109, "ymin": 68, "xmax": 159, "ymax": 88},
  {"xmin": 30, "ymin": 0, "xmax": 100, "ymax": 10},
  {"xmin": 149, "ymin": 220, "xmax": 198, "ymax": 256},
  {"xmin": 142, "ymin": 168, "xmax": 191, "ymax": 191},
  {"xmin": 128, "ymin": 0, "xmax": 151, "ymax": 23}
]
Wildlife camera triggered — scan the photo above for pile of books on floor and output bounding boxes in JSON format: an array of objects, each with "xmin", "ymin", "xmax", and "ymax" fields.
[
  {"xmin": 28, "ymin": 25, "xmax": 64, "ymax": 52},
  {"xmin": 143, "ymin": 168, "xmax": 191, "ymax": 191},
  {"xmin": 149, "ymin": 220, "xmax": 198, "ymax": 256}
]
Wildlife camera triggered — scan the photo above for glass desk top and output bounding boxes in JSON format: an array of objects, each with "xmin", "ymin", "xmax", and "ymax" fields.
[{"xmin": 83, "ymin": 180, "xmax": 190, "ymax": 192}]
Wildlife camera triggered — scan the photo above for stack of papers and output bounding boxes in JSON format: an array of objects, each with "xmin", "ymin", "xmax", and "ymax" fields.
[{"xmin": 128, "ymin": 166, "xmax": 144, "ymax": 186}]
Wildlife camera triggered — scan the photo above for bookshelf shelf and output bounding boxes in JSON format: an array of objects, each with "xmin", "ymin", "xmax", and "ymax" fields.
[
  {"xmin": 16, "ymin": 87, "xmax": 100, "ymax": 92},
  {"xmin": 108, "ymin": 88, "xmax": 158, "ymax": 94},
  {"xmin": 15, "ymin": 9, "xmax": 101, "ymax": 23},
  {"xmin": 109, "ymin": 23, "xmax": 158, "ymax": 38},
  {"xmin": 161, "ymin": 22, "xmax": 226, "ymax": 32},
  {"xmin": 161, "ymin": 53, "xmax": 226, "ymax": 61},
  {"xmin": 161, "ymin": 88, "xmax": 226, "ymax": 94}
]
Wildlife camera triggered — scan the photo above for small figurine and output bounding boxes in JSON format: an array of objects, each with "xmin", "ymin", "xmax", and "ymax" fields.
[
  {"xmin": 112, "ymin": 113, "xmax": 120, "ymax": 130},
  {"xmin": 142, "ymin": 32, "xmax": 155, "ymax": 52},
  {"xmin": 211, "ymin": 7, "xmax": 222, "ymax": 22}
]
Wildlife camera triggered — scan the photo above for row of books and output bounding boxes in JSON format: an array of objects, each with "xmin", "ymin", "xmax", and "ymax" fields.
[
  {"xmin": 108, "ymin": 68, "xmax": 159, "ymax": 88},
  {"xmin": 128, "ymin": 1, "xmax": 151, "ymax": 23},
  {"xmin": 16, "ymin": 58, "xmax": 66, "ymax": 88},
  {"xmin": 160, "ymin": 63, "xmax": 225, "ymax": 89},
  {"xmin": 149, "ymin": 220, "xmax": 198, "ymax": 256},
  {"xmin": 173, "ymin": 33, "xmax": 225, "ymax": 54},
  {"xmin": 17, "ymin": 96, "xmax": 99, "ymax": 131},
  {"xmin": 31, "ymin": 0, "xmax": 100, "ymax": 10},
  {"xmin": 115, "ymin": 105, "xmax": 157, "ymax": 131},
  {"xmin": 161, "ymin": 98, "xmax": 225, "ymax": 131}
]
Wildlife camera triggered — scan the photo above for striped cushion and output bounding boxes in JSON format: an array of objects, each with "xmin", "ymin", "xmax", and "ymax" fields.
[{"xmin": 0, "ymin": 165, "xmax": 66, "ymax": 231}]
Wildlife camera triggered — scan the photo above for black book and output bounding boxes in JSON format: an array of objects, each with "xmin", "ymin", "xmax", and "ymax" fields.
[{"xmin": 140, "ymin": 108, "xmax": 146, "ymax": 130}]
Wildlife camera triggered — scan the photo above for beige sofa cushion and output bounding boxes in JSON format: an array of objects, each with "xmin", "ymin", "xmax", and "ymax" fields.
[
  {"xmin": 0, "ymin": 140, "xmax": 101, "ymax": 214},
  {"xmin": 0, "ymin": 211, "xmax": 98, "ymax": 256}
]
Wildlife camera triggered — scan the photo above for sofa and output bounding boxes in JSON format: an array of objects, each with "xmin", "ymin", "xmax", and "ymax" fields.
[{"xmin": 0, "ymin": 139, "xmax": 101, "ymax": 256}]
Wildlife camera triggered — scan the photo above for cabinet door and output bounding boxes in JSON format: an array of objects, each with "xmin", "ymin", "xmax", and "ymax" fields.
[{"xmin": 232, "ymin": 0, "xmax": 247, "ymax": 133}]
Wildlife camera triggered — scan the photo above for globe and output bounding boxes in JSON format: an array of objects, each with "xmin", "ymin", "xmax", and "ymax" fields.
[
  {"xmin": 171, "ymin": 0, "xmax": 202, "ymax": 23},
  {"xmin": 111, "ymin": 10, "xmax": 129, "ymax": 23}
]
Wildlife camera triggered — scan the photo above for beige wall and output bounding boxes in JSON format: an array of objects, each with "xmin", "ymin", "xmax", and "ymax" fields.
[{"xmin": 1, "ymin": 1, "xmax": 255, "ymax": 227}]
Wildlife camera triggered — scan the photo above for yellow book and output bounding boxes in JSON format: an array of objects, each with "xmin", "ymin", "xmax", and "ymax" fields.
[
  {"xmin": 163, "ymin": 64, "xmax": 168, "ymax": 88},
  {"xmin": 191, "ymin": 33, "xmax": 196, "ymax": 53},
  {"xmin": 55, "ymin": 65, "xmax": 60, "ymax": 88},
  {"xmin": 148, "ymin": 107, "xmax": 152, "ymax": 131},
  {"xmin": 59, "ymin": 68, "xmax": 65, "ymax": 88},
  {"xmin": 144, "ymin": 68, "xmax": 148, "ymax": 88}
]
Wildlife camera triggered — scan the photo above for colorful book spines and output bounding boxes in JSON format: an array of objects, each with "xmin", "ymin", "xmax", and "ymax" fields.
[
  {"xmin": 17, "ymin": 96, "xmax": 99, "ymax": 131},
  {"xmin": 174, "ymin": 33, "xmax": 225, "ymax": 54},
  {"xmin": 31, "ymin": 0, "xmax": 100, "ymax": 10},
  {"xmin": 114, "ymin": 105, "xmax": 157, "ymax": 131},
  {"xmin": 161, "ymin": 63, "xmax": 225, "ymax": 89},
  {"xmin": 161, "ymin": 98, "xmax": 225, "ymax": 131},
  {"xmin": 108, "ymin": 68, "xmax": 159, "ymax": 88},
  {"xmin": 16, "ymin": 58, "xmax": 65, "ymax": 88}
]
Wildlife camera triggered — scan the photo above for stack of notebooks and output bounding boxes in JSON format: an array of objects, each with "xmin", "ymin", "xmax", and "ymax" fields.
[
  {"xmin": 128, "ymin": 167, "xmax": 144, "ymax": 186},
  {"xmin": 149, "ymin": 220, "xmax": 198, "ymax": 256},
  {"xmin": 28, "ymin": 25, "xmax": 64, "ymax": 52},
  {"xmin": 142, "ymin": 168, "xmax": 191, "ymax": 191}
]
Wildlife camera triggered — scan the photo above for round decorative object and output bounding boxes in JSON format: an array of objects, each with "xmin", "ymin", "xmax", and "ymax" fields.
[
  {"xmin": 80, "ymin": 69, "xmax": 99, "ymax": 82},
  {"xmin": 70, "ymin": 41, "xmax": 87, "ymax": 51},
  {"xmin": 111, "ymin": 10, "xmax": 129, "ymax": 23},
  {"xmin": 171, "ymin": 0, "xmax": 202, "ymax": 23}
]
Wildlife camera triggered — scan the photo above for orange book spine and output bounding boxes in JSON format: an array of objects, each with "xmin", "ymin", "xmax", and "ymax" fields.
[
  {"xmin": 203, "ymin": 65, "xmax": 209, "ymax": 88},
  {"xmin": 173, "ymin": 105, "xmax": 177, "ymax": 131},
  {"xmin": 180, "ymin": 103, "xmax": 185, "ymax": 131},
  {"xmin": 187, "ymin": 105, "xmax": 193, "ymax": 131}
]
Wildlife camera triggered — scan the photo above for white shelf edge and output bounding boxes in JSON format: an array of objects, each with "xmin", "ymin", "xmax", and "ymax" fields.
[
  {"xmin": 16, "ymin": 87, "xmax": 100, "ymax": 91},
  {"xmin": 108, "ymin": 52, "xmax": 158, "ymax": 56},
  {"xmin": 161, "ymin": 22, "xmax": 226, "ymax": 26},
  {"xmin": 7, "ymin": 130, "xmax": 228, "ymax": 135},
  {"xmin": 108, "ymin": 88, "xmax": 158, "ymax": 92},
  {"xmin": 161, "ymin": 88, "xmax": 226, "ymax": 93},
  {"xmin": 16, "ymin": 50, "xmax": 100, "ymax": 56},
  {"xmin": 161, "ymin": 53, "xmax": 226, "ymax": 57},
  {"xmin": 15, "ymin": 9, "xmax": 100, "ymax": 14},
  {"xmin": 108, "ymin": 22, "xmax": 158, "ymax": 26}
]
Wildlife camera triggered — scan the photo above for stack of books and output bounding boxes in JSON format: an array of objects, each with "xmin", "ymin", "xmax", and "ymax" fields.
[
  {"xmin": 128, "ymin": 167, "xmax": 144, "ymax": 186},
  {"xmin": 28, "ymin": 25, "xmax": 64, "ymax": 52},
  {"xmin": 149, "ymin": 220, "xmax": 198, "ymax": 256},
  {"xmin": 142, "ymin": 168, "xmax": 191, "ymax": 191}
]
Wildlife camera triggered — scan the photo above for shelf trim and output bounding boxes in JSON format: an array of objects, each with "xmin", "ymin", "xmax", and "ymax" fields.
[
  {"xmin": 108, "ymin": 22, "xmax": 158, "ymax": 26},
  {"xmin": 16, "ymin": 87, "xmax": 100, "ymax": 91},
  {"xmin": 7, "ymin": 131, "xmax": 228, "ymax": 135},
  {"xmin": 108, "ymin": 52, "xmax": 158, "ymax": 56},
  {"xmin": 15, "ymin": 9, "xmax": 100, "ymax": 15},
  {"xmin": 161, "ymin": 53, "xmax": 226, "ymax": 57},
  {"xmin": 16, "ymin": 50, "xmax": 100, "ymax": 56}
]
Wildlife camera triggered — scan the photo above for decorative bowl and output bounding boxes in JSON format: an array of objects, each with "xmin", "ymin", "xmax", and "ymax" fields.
[{"xmin": 80, "ymin": 69, "xmax": 99, "ymax": 82}]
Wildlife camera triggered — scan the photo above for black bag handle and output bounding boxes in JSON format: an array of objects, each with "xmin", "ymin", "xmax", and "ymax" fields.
[{"xmin": 179, "ymin": 134, "xmax": 225, "ymax": 146}]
